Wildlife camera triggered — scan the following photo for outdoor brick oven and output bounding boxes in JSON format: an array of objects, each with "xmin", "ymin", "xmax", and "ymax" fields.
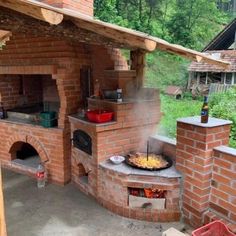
[
  {"xmin": 0, "ymin": 0, "xmax": 235, "ymax": 231},
  {"xmin": 0, "ymin": 32, "xmax": 128, "ymax": 184},
  {"xmin": 69, "ymin": 94, "xmax": 183, "ymax": 222}
]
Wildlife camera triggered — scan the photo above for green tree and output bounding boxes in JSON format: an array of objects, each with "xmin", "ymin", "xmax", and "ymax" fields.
[
  {"xmin": 94, "ymin": 0, "xmax": 232, "ymax": 91},
  {"xmin": 167, "ymin": 0, "xmax": 228, "ymax": 50}
]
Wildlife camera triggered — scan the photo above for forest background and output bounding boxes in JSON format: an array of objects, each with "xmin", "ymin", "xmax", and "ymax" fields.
[
  {"xmin": 94, "ymin": 0, "xmax": 236, "ymax": 147},
  {"xmin": 94, "ymin": 0, "xmax": 235, "ymax": 90}
]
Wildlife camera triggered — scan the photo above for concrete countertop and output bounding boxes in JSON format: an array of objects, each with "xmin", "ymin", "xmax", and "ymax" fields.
[
  {"xmin": 99, "ymin": 159, "xmax": 182, "ymax": 178},
  {"xmin": 177, "ymin": 116, "xmax": 232, "ymax": 127},
  {"xmin": 68, "ymin": 115, "xmax": 117, "ymax": 127}
]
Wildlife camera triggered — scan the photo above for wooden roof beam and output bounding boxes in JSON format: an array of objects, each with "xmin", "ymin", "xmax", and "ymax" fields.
[
  {"xmin": 73, "ymin": 20, "xmax": 157, "ymax": 52},
  {"xmin": 153, "ymin": 39, "xmax": 230, "ymax": 68},
  {"xmin": 0, "ymin": 0, "xmax": 63, "ymax": 25}
]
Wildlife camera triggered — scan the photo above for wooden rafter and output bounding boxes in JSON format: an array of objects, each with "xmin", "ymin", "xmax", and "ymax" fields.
[
  {"xmin": 151, "ymin": 38, "xmax": 230, "ymax": 68},
  {"xmin": 0, "ymin": 0, "xmax": 63, "ymax": 25},
  {"xmin": 0, "ymin": 7, "xmax": 130, "ymax": 49},
  {"xmin": 73, "ymin": 20, "xmax": 156, "ymax": 52}
]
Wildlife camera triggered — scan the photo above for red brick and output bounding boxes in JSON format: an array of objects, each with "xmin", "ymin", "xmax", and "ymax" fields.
[
  {"xmin": 211, "ymin": 187, "xmax": 229, "ymax": 201},
  {"xmin": 220, "ymin": 168, "xmax": 236, "ymax": 179},
  {"xmin": 177, "ymin": 136, "xmax": 195, "ymax": 146},
  {"xmin": 214, "ymin": 158, "xmax": 232, "ymax": 170},
  {"xmin": 209, "ymin": 202, "xmax": 229, "ymax": 216},
  {"xmin": 212, "ymin": 173, "xmax": 231, "ymax": 185},
  {"xmin": 218, "ymin": 184, "xmax": 236, "ymax": 196},
  {"xmin": 207, "ymin": 140, "xmax": 222, "ymax": 149}
]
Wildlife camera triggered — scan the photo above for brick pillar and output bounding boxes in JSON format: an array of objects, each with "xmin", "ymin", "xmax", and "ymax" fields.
[{"xmin": 176, "ymin": 116, "xmax": 232, "ymax": 227}]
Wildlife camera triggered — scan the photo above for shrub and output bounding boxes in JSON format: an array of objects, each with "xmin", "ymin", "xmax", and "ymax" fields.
[{"xmin": 209, "ymin": 86, "xmax": 236, "ymax": 148}]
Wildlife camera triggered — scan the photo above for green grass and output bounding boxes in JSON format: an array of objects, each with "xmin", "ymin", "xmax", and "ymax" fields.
[{"xmin": 158, "ymin": 94, "xmax": 202, "ymax": 138}]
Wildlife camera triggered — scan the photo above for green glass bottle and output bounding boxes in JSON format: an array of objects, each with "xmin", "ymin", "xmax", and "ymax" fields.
[{"xmin": 201, "ymin": 96, "xmax": 209, "ymax": 123}]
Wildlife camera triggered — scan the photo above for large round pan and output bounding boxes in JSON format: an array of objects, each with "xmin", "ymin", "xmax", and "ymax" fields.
[{"xmin": 125, "ymin": 153, "xmax": 173, "ymax": 171}]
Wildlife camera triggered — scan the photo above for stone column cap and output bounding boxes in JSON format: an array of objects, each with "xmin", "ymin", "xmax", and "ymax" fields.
[
  {"xmin": 214, "ymin": 145, "xmax": 236, "ymax": 156},
  {"xmin": 177, "ymin": 116, "xmax": 232, "ymax": 128}
]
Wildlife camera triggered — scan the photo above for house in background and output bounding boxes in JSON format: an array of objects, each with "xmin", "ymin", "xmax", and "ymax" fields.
[{"xmin": 188, "ymin": 18, "xmax": 236, "ymax": 92}]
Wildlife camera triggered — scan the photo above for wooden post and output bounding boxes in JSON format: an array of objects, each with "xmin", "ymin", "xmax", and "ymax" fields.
[
  {"xmin": 231, "ymin": 73, "xmax": 235, "ymax": 85},
  {"xmin": 130, "ymin": 50, "xmax": 146, "ymax": 89},
  {"xmin": 196, "ymin": 72, "xmax": 200, "ymax": 86},
  {"xmin": 205, "ymin": 72, "xmax": 208, "ymax": 85},
  {"xmin": 223, "ymin": 73, "xmax": 226, "ymax": 84},
  {"xmin": 187, "ymin": 71, "xmax": 194, "ymax": 90},
  {"xmin": 0, "ymin": 168, "xmax": 7, "ymax": 236}
]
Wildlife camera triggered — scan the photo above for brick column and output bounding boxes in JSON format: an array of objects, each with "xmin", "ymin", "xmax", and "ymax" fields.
[{"xmin": 176, "ymin": 116, "xmax": 232, "ymax": 227}]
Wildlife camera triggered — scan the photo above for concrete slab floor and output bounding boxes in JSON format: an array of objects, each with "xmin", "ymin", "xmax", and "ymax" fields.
[{"xmin": 2, "ymin": 169, "xmax": 190, "ymax": 236}]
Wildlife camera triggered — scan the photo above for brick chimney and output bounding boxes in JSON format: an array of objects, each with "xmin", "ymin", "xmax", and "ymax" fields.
[{"xmin": 38, "ymin": 0, "xmax": 94, "ymax": 16}]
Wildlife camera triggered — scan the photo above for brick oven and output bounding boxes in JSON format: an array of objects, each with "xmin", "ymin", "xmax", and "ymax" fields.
[
  {"xmin": 0, "ymin": 34, "xmax": 131, "ymax": 184},
  {"xmin": 0, "ymin": 0, "xmax": 130, "ymax": 184},
  {"xmin": 1, "ymin": 0, "xmax": 235, "ymax": 229},
  {"xmin": 69, "ymin": 96, "xmax": 182, "ymax": 222}
]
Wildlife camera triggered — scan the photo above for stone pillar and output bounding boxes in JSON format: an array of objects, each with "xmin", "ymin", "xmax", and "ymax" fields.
[{"xmin": 176, "ymin": 116, "xmax": 232, "ymax": 227}]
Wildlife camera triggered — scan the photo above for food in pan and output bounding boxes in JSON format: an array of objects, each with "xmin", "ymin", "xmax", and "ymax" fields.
[{"xmin": 127, "ymin": 152, "xmax": 169, "ymax": 169}]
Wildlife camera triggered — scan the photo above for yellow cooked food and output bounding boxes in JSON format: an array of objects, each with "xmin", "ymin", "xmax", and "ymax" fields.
[{"xmin": 128, "ymin": 153, "xmax": 168, "ymax": 169}]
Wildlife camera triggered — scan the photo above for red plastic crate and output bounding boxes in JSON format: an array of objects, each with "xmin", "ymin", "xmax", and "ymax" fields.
[
  {"xmin": 86, "ymin": 110, "xmax": 114, "ymax": 123},
  {"xmin": 192, "ymin": 221, "xmax": 236, "ymax": 236}
]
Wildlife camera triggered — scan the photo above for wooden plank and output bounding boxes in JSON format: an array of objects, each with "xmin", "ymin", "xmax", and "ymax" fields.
[
  {"xmin": 73, "ymin": 20, "xmax": 157, "ymax": 52},
  {"xmin": 129, "ymin": 195, "xmax": 165, "ymax": 209},
  {"xmin": 209, "ymin": 83, "xmax": 233, "ymax": 95},
  {"xmin": 0, "ymin": 0, "xmax": 63, "ymax": 25},
  {"xmin": 130, "ymin": 50, "xmax": 146, "ymax": 88},
  {"xmin": 0, "ymin": 168, "xmax": 7, "ymax": 236}
]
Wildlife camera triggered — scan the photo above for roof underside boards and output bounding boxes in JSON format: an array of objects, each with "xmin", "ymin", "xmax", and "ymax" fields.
[
  {"xmin": 203, "ymin": 18, "xmax": 236, "ymax": 51},
  {"xmin": 0, "ymin": 0, "xmax": 230, "ymax": 68},
  {"xmin": 189, "ymin": 50, "xmax": 236, "ymax": 72}
]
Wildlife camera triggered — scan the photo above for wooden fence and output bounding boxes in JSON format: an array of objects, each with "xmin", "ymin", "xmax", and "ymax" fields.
[
  {"xmin": 0, "ymin": 168, "xmax": 7, "ymax": 236},
  {"xmin": 209, "ymin": 83, "xmax": 234, "ymax": 95}
]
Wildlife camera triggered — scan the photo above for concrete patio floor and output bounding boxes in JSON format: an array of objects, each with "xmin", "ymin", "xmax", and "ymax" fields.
[{"xmin": 2, "ymin": 169, "xmax": 188, "ymax": 236}]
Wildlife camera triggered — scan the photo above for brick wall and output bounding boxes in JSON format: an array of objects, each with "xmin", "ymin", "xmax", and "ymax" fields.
[
  {"xmin": 208, "ymin": 146, "xmax": 236, "ymax": 229},
  {"xmin": 42, "ymin": 76, "xmax": 60, "ymax": 102},
  {"xmin": 0, "ymin": 75, "xmax": 43, "ymax": 109},
  {"xmin": 0, "ymin": 33, "xmax": 126, "ymax": 184},
  {"xmin": 0, "ymin": 122, "xmax": 67, "ymax": 184},
  {"xmin": 175, "ymin": 116, "xmax": 235, "ymax": 230},
  {"xmin": 97, "ymin": 167, "xmax": 181, "ymax": 222},
  {"xmin": 38, "ymin": 0, "xmax": 94, "ymax": 16}
]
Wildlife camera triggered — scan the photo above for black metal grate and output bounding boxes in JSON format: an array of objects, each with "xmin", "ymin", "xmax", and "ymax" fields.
[{"xmin": 73, "ymin": 130, "xmax": 92, "ymax": 155}]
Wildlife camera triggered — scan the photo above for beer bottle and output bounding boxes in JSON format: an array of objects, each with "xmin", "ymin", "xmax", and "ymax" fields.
[{"xmin": 201, "ymin": 96, "xmax": 209, "ymax": 123}]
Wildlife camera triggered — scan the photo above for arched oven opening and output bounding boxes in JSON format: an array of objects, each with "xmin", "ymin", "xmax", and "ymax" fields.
[{"xmin": 10, "ymin": 142, "xmax": 40, "ymax": 169}]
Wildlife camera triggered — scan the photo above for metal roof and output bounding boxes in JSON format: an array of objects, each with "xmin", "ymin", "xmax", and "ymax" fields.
[{"xmin": 203, "ymin": 18, "xmax": 236, "ymax": 51}]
